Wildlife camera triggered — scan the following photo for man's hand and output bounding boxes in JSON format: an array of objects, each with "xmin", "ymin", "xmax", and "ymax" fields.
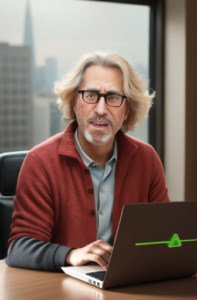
[{"xmin": 65, "ymin": 240, "xmax": 113, "ymax": 270}]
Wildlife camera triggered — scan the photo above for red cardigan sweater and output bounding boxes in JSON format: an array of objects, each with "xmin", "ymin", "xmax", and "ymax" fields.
[{"xmin": 9, "ymin": 121, "xmax": 170, "ymax": 248}]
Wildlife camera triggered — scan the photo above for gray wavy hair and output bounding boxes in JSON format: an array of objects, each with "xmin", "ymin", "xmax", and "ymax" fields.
[{"xmin": 55, "ymin": 51, "xmax": 155, "ymax": 131}]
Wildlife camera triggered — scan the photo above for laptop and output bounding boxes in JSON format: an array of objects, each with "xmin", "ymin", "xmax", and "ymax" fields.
[{"xmin": 62, "ymin": 202, "xmax": 197, "ymax": 289}]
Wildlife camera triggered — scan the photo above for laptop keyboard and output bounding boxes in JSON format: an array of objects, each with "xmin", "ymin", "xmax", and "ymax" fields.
[{"xmin": 86, "ymin": 271, "xmax": 106, "ymax": 281}]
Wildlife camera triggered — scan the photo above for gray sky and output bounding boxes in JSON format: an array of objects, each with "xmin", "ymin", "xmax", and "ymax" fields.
[{"xmin": 0, "ymin": 0, "xmax": 149, "ymax": 77}]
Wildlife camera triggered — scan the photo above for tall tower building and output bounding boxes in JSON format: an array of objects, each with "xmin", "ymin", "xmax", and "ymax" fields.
[{"xmin": 23, "ymin": 0, "xmax": 35, "ymax": 88}]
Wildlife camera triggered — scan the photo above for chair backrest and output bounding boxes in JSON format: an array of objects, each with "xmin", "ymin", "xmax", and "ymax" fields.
[{"xmin": 0, "ymin": 151, "xmax": 28, "ymax": 259}]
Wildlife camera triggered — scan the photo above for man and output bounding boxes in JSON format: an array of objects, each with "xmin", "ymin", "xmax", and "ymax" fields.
[{"xmin": 6, "ymin": 52, "xmax": 170, "ymax": 271}]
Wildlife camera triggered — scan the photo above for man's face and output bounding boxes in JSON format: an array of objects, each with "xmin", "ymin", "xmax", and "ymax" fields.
[{"xmin": 73, "ymin": 65, "xmax": 128, "ymax": 147}]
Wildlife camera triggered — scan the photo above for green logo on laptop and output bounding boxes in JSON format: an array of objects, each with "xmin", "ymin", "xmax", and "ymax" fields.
[
  {"xmin": 135, "ymin": 233, "xmax": 197, "ymax": 248},
  {"xmin": 168, "ymin": 234, "xmax": 182, "ymax": 248}
]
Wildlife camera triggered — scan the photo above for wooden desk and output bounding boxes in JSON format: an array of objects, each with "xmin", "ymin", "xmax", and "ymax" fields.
[{"xmin": 0, "ymin": 260, "xmax": 197, "ymax": 300}]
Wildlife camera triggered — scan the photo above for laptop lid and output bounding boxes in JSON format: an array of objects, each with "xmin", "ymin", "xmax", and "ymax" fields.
[{"xmin": 103, "ymin": 201, "xmax": 197, "ymax": 288}]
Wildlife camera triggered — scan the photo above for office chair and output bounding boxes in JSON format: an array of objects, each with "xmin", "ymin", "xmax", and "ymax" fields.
[{"xmin": 0, "ymin": 151, "xmax": 28, "ymax": 259}]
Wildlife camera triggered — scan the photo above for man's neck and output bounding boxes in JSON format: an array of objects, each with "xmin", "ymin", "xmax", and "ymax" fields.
[{"xmin": 77, "ymin": 129, "xmax": 114, "ymax": 169}]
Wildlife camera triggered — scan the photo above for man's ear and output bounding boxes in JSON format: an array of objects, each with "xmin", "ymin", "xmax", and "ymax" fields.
[{"xmin": 124, "ymin": 102, "xmax": 129, "ymax": 121}]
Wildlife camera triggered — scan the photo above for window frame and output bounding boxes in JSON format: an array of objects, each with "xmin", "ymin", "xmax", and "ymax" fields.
[{"xmin": 86, "ymin": 0, "xmax": 165, "ymax": 163}]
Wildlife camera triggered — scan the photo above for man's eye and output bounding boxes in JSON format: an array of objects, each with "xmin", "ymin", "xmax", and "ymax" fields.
[
  {"xmin": 108, "ymin": 95, "xmax": 118, "ymax": 101},
  {"xmin": 86, "ymin": 92, "xmax": 96, "ymax": 98}
]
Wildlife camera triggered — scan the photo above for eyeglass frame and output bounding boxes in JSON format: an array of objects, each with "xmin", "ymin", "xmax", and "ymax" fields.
[{"xmin": 78, "ymin": 90, "xmax": 127, "ymax": 107}]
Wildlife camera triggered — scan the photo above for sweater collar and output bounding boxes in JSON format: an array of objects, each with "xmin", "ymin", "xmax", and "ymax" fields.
[
  {"xmin": 116, "ymin": 129, "xmax": 138, "ymax": 159},
  {"xmin": 58, "ymin": 121, "xmax": 138, "ymax": 160}
]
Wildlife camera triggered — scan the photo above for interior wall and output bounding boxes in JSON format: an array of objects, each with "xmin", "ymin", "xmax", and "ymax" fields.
[
  {"xmin": 164, "ymin": 0, "xmax": 186, "ymax": 201},
  {"xmin": 164, "ymin": 0, "xmax": 197, "ymax": 201}
]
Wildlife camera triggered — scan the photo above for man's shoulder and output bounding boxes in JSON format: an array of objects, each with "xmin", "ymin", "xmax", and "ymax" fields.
[
  {"xmin": 119, "ymin": 131, "xmax": 155, "ymax": 155},
  {"xmin": 125, "ymin": 134, "xmax": 154, "ymax": 151},
  {"xmin": 29, "ymin": 132, "xmax": 64, "ymax": 158}
]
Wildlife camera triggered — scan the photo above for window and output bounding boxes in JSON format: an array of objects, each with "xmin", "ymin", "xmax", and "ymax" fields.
[{"xmin": 0, "ymin": 0, "xmax": 164, "ymax": 159}]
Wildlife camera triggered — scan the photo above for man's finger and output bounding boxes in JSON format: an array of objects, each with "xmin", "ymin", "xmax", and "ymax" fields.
[
  {"xmin": 88, "ymin": 240, "xmax": 113, "ymax": 254},
  {"xmin": 88, "ymin": 245, "xmax": 111, "ymax": 264},
  {"xmin": 85, "ymin": 253, "xmax": 108, "ymax": 270}
]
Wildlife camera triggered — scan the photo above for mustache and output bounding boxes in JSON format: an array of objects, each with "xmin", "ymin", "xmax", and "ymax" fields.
[{"xmin": 87, "ymin": 116, "xmax": 113, "ymax": 126}]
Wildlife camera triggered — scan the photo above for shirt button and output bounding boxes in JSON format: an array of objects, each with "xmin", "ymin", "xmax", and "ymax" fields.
[
  {"xmin": 84, "ymin": 169, "xmax": 90, "ymax": 174},
  {"xmin": 100, "ymin": 211, "xmax": 104, "ymax": 215},
  {"xmin": 91, "ymin": 210, "xmax": 95, "ymax": 216},
  {"xmin": 88, "ymin": 188, "xmax": 94, "ymax": 194},
  {"xmin": 100, "ymin": 188, "xmax": 105, "ymax": 193}
]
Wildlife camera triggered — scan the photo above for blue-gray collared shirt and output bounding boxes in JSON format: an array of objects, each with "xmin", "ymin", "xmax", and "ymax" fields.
[{"xmin": 74, "ymin": 129, "xmax": 117, "ymax": 245}]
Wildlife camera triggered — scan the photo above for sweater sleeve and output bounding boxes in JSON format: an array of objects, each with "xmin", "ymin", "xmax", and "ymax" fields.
[
  {"xmin": 8, "ymin": 152, "xmax": 57, "ymax": 246},
  {"xmin": 5, "ymin": 236, "xmax": 73, "ymax": 271},
  {"xmin": 7, "ymin": 151, "xmax": 75, "ymax": 270}
]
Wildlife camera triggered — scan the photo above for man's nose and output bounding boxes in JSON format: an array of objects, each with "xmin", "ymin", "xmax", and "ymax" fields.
[{"xmin": 94, "ymin": 96, "xmax": 108, "ymax": 115}]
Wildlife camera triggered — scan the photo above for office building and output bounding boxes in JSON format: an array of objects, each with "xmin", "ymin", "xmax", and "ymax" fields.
[
  {"xmin": 45, "ymin": 58, "xmax": 58, "ymax": 90},
  {"xmin": 35, "ymin": 66, "xmax": 46, "ymax": 91},
  {"xmin": 33, "ymin": 91, "xmax": 64, "ymax": 145},
  {"xmin": 35, "ymin": 58, "xmax": 58, "ymax": 92},
  {"xmin": 0, "ymin": 43, "xmax": 33, "ymax": 153}
]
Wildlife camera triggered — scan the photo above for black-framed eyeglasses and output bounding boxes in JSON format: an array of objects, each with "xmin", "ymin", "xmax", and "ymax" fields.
[{"xmin": 78, "ymin": 90, "xmax": 127, "ymax": 107}]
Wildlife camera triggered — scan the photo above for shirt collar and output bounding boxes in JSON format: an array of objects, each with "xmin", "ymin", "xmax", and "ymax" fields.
[{"xmin": 74, "ymin": 129, "xmax": 118, "ymax": 167}]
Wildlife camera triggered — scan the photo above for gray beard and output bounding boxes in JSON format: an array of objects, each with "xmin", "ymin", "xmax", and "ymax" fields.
[{"xmin": 83, "ymin": 130, "xmax": 112, "ymax": 146}]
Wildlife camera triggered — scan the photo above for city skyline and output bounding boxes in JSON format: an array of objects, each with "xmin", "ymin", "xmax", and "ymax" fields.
[
  {"xmin": 0, "ymin": 0, "xmax": 149, "ymax": 79},
  {"xmin": 0, "ymin": 1, "xmax": 62, "ymax": 153}
]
